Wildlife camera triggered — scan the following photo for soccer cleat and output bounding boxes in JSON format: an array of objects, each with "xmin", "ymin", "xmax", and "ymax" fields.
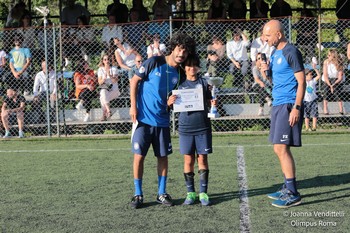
[
  {"xmin": 18, "ymin": 131, "xmax": 25, "ymax": 138},
  {"xmin": 156, "ymin": 193, "xmax": 174, "ymax": 206},
  {"xmin": 3, "ymin": 131, "xmax": 11, "ymax": 139},
  {"xmin": 199, "ymin": 193, "xmax": 210, "ymax": 206},
  {"xmin": 130, "ymin": 195, "xmax": 143, "ymax": 209},
  {"xmin": 267, "ymin": 184, "xmax": 287, "ymax": 200},
  {"xmin": 76, "ymin": 102, "xmax": 84, "ymax": 110},
  {"xmin": 183, "ymin": 192, "xmax": 196, "ymax": 205},
  {"xmin": 271, "ymin": 190, "xmax": 302, "ymax": 208}
]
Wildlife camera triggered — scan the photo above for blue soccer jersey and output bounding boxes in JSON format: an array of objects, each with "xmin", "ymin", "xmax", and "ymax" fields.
[
  {"xmin": 178, "ymin": 77, "xmax": 212, "ymax": 135},
  {"xmin": 270, "ymin": 43, "xmax": 304, "ymax": 106},
  {"xmin": 135, "ymin": 56, "xmax": 180, "ymax": 127}
]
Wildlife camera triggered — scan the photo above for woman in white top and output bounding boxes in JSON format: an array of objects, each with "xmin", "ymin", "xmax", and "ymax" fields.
[
  {"xmin": 113, "ymin": 36, "xmax": 139, "ymax": 76},
  {"xmin": 0, "ymin": 50, "xmax": 6, "ymax": 77},
  {"xmin": 113, "ymin": 36, "xmax": 140, "ymax": 92},
  {"xmin": 322, "ymin": 49, "xmax": 345, "ymax": 114},
  {"xmin": 147, "ymin": 34, "xmax": 166, "ymax": 58},
  {"xmin": 97, "ymin": 54, "xmax": 120, "ymax": 121}
]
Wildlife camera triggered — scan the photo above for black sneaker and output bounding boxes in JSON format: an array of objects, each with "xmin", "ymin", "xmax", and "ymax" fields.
[
  {"xmin": 130, "ymin": 195, "xmax": 143, "ymax": 209},
  {"xmin": 156, "ymin": 193, "xmax": 174, "ymax": 206}
]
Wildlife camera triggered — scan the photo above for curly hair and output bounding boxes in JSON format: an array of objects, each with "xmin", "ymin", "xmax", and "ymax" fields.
[{"xmin": 166, "ymin": 32, "xmax": 196, "ymax": 56}]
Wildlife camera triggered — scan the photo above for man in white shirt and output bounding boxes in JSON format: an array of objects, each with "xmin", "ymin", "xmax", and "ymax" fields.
[
  {"xmin": 33, "ymin": 60, "xmax": 57, "ymax": 110},
  {"xmin": 226, "ymin": 29, "xmax": 250, "ymax": 89}
]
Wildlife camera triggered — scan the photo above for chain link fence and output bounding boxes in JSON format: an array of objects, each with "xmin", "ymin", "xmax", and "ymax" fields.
[{"xmin": 0, "ymin": 16, "xmax": 349, "ymax": 137}]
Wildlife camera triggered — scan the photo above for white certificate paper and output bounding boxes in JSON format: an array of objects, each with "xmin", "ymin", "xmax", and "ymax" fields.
[{"xmin": 172, "ymin": 88, "xmax": 204, "ymax": 112}]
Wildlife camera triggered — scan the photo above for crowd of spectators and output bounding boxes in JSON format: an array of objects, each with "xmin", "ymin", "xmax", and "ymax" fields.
[{"xmin": 0, "ymin": 0, "xmax": 350, "ymax": 135}]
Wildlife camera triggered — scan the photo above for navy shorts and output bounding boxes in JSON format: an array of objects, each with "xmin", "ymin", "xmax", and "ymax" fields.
[
  {"xmin": 131, "ymin": 122, "xmax": 172, "ymax": 157},
  {"xmin": 179, "ymin": 133, "xmax": 212, "ymax": 155},
  {"xmin": 303, "ymin": 99, "xmax": 318, "ymax": 118},
  {"xmin": 269, "ymin": 103, "xmax": 303, "ymax": 147}
]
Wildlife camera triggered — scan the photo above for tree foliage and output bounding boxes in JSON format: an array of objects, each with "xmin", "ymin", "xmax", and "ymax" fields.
[{"xmin": 1, "ymin": 0, "xmax": 338, "ymax": 24}]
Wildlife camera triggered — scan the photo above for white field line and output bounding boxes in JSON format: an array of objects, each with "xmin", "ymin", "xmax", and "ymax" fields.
[
  {"xmin": 0, "ymin": 142, "xmax": 350, "ymax": 153},
  {"xmin": 237, "ymin": 146, "xmax": 251, "ymax": 233}
]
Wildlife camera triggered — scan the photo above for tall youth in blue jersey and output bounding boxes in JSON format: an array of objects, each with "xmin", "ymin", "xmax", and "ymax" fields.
[
  {"xmin": 270, "ymin": 43, "xmax": 304, "ymax": 106},
  {"xmin": 135, "ymin": 56, "xmax": 180, "ymax": 127}
]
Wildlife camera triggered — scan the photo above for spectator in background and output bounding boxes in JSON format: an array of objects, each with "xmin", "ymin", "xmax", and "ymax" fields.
[
  {"xmin": 102, "ymin": 14, "xmax": 123, "ymax": 52},
  {"xmin": 1, "ymin": 87, "xmax": 26, "ymax": 138},
  {"xmin": 32, "ymin": 60, "xmax": 57, "ymax": 122},
  {"xmin": 113, "ymin": 36, "xmax": 140, "ymax": 92},
  {"xmin": 228, "ymin": 0, "xmax": 247, "ymax": 20},
  {"xmin": 250, "ymin": 27, "xmax": 274, "ymax": 69},
  {"xmin": 147, "ymin": 34, "xmax": 166, "ymax": 58},
  {"xmin": 206, "ymin": 35, "xmax": 227, "ymax": 77},
  {"xmin": 207, "ymin": 0, "xmax": 227, "ymax": 20},
  {"xmin": 61, "ymin": 0, "xmax": 91, "ymax": 25},
  {"xmin": 74, "ymin": 15, "xmax": 95, "ymax": 61},
  {"xmin": 149, "ymin": 0, "xmax": 171, "ymax": 43},
  {"xmin": 106, "ymin": 0, "xmax": 129, "ymax": 24},
  {"xmin": 250, "ymin": 0, "xmax": 269, "ymax": 19},
  {"xmin": 270, "ymin": 0, "xmax": 292, "ymax": 39},
  {"xmin": 152, "ymin": 0, "xmax": 172, "ymax": 20},
  {"xmin": 0, "ymin": 49, "xmax": 6, "ymax": 78},
  {"xmin": 270, "ymin": 0, "xmax": 292, "ymax": 18},
  {"xmin": 249, "ymin": 0, "xmax": 269, "ymax": 37},
  {"xmin": 97, "ymin": 54, "xmax": 120, "ymax": 121},
  {"xmin": 335, "ymin": 0, "xmax": 350, "ymax": 44},
  {"xmin": 294, "ymin": 9, "xmax": 318, "ymax": 63},
  {"xmin": 303, "ymin": 63, "xmax": 320, "ymax": 131},
  {"xmin": 8, "ymin": 34, "xmax": 32, "ymax": 96},
  {"xmin": 132, "ymin": 0, "xmax": 150, "ymax": 21},
  {"xmin": 207, "ymin": 0, "xmax": 227, "ymax": 39},
  {"xmin": 17, "ymin": 13, "xmax": 36, "ymax": 49},
  {"xmin": 102, "ymin": 14, "xmax": 123, "ymax": 41},
  {"xmin": 130, "ymin": 54, "xmax": 143, "ymax": 77},
  {"xmin": 252, "ymin": 52, "xmax": 272, "ymax": 116},
  {"xmin": 5, "ymin": 1, "xmax": 30, "ymax": 28},
  {"xmin": 226, "ymin": 29, "xmax": 250, "ymax": 90},
  {"xmin": 125, "ymin": 8, "xmax": 147, "ymax": 53},
  {"xmin": 148, "ymin": 19, "xmax": 170, "ymax": 44},
  {"xmin": 74, "ymin": 60, "xmax": 97, "ymax": 122},
  {"xmin": 322, "ymin": 49, "xmax": 345, "ymax": 115}
]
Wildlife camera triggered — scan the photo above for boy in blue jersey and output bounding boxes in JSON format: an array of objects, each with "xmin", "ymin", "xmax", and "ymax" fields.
[
  {"xmin": 129, "ymin": 33, "xmax": 196, "ymax": 208},
  {"xmin": 261, "ymin": 20, "xmax": 306, "ymax": 208},
  {"xmin": 168, "ymin": 54, "xmax": 216, "ymax": 206}
]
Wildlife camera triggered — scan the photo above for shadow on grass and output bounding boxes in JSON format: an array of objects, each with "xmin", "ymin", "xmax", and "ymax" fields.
[
  {"xmin": 209, "ymin": 191, "xmax": 239, "ymax": 205},
  {"xmin": 248, "ymin": 172, "xmax": 350, "ymax": 202}
]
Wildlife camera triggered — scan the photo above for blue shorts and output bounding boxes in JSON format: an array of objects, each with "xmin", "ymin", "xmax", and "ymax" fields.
[
  {"xmin": 269, "ymin": 104, "xmax": 303, "ymax": 147},
  {"xmin": 179, "ymin": 133, "xmax": 212, "ymax": 155},
  {"xmin": 303, "ymin": 100, "xmax": 318, "ymax": 118},
  {"xmin": 131, "ymin": 122, "xmax": 172, "ymax": 157}
]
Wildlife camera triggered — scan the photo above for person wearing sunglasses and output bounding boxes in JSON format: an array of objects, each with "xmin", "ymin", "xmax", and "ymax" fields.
[{"xmin": 252, "ymin": 52, "xmax": 272, "ymax": 116}]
